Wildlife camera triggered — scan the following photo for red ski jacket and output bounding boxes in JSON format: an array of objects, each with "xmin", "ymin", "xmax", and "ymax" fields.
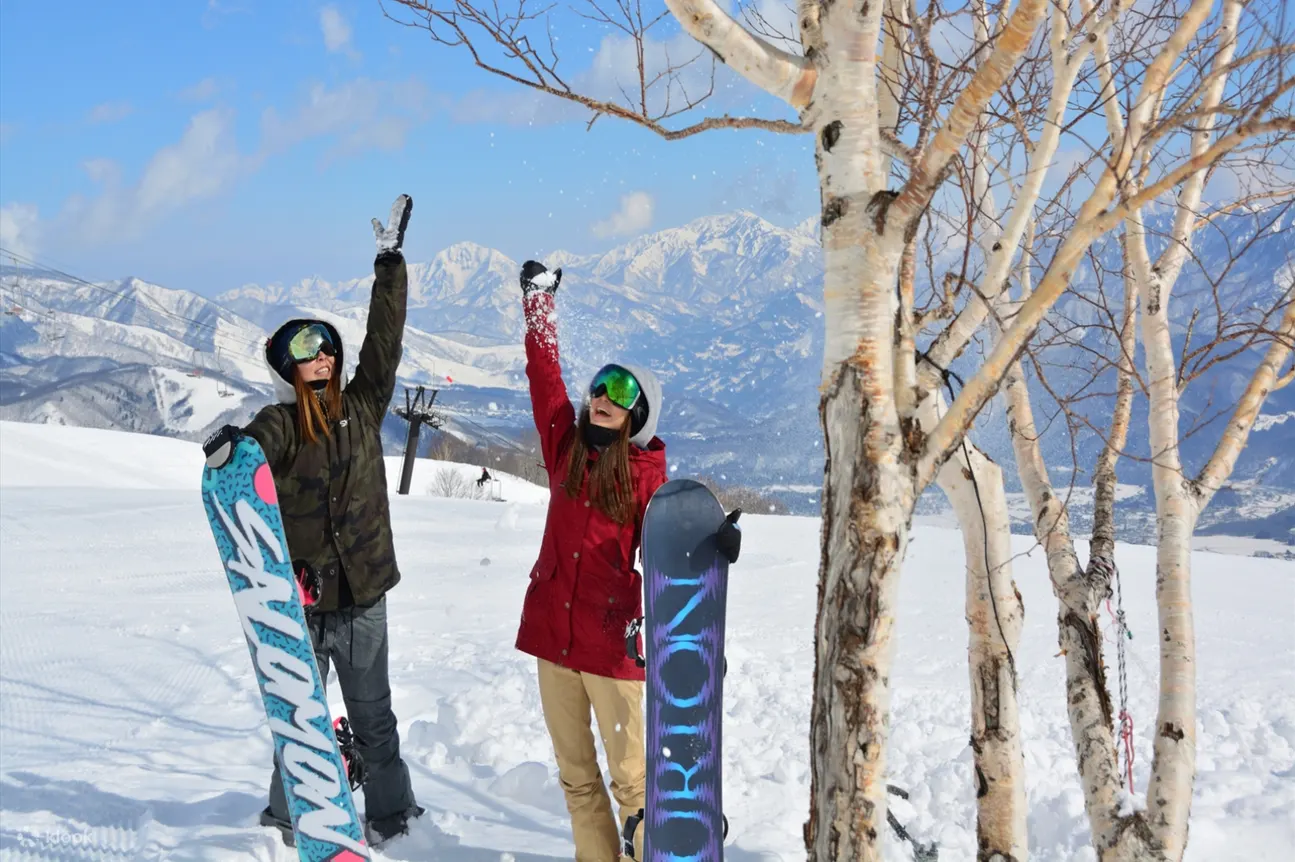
[{"xmin": 513, "ymin": 292, "xmax": 667, "ymax": 681}]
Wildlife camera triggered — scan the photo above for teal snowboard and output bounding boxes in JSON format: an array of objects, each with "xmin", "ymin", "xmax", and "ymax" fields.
[{"xmin": 201, "ymin": 426, "xmax": 369, "ymax": 861}]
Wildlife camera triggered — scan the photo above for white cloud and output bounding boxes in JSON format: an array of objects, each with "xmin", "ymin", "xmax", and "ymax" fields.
[
  {"xmin": 87, "ymin": 101, "xmax": 134, "ymax": 124},
  {"xmin": 592, "ymin": 191, "xmax": 655, "ymax": 238},
  {"xmin": 179, "ymin": 77, "xmax": 220, "ymax": 102},
  {"xmin": 0, "ymin": 203, "xmax": 41, "ymax": 259},
  {"xmin": 320, "ymin": 5, "xmax": 359, "ymax": 58},
  {"xmin": 59, "ymin": 107, "xmax": 249, "ymax": 244},
  {"xmin": 19, "ymin": 76, "xmax": 438, "ymax": 254},
  {"xmin": 259, "ymin": 78, "xmax": 435, "ymax": 160}
]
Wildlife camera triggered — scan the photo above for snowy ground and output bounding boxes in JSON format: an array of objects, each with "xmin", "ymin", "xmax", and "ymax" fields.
[{"xmin": 1, "ymin": 421, "xmax": 1292, "ymax": 861}]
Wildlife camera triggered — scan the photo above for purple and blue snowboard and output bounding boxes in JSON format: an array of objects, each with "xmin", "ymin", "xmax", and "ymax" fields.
[
  {"xmin": 640, "ymin": 479, "xmax": 729, "ymax": 861},
  {"xmin": 201, "ymin": 428, "xmax": 369, "ymax": 861}
]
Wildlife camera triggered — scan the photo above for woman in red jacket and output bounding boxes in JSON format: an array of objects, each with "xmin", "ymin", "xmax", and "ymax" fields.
[{"xmin": 512, "ymin": 259, "xmax": 669, "ymax": 861}]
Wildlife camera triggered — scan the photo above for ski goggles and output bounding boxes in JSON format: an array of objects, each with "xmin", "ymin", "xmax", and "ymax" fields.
[
  {"xmin": 285, "ymin": 323, "xmax": 336, "ymax": 363},
  {"xmin": 589, "ymin": 364, "xmax": 641, "ymax": 411}
]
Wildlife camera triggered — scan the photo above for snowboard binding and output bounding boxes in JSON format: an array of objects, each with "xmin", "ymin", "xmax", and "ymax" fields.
[
  {"xmin": 201, "ymin": 424, "xmax": 242, "ymax": 469},
  {"xmin": 622, "ymin": 808, "xmax": 728, "ymax": 859},
  {"xmin": 625, "ymin": 617, "xmax": 646, "ymax": 668},
  {"xmin": 293, "ymin": 560, "xmax": 322, "ymax": 610},
  {"xmin": 333, "ymin": 716, "xmax": 367, "ymax": 791}
]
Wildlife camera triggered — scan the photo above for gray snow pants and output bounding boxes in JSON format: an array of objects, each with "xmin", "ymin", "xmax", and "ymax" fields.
[{"xmin": 267, "ymin": 595, "xmax": 416, "ymax": 823}]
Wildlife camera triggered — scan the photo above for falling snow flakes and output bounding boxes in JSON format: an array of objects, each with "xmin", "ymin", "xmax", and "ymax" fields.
[{"xmin": 529, "ymin": 271, "xmax": 559, "ymax": 289}]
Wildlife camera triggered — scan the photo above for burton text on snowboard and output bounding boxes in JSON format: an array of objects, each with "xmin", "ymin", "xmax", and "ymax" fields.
[{"xmin": 628, "ymin": 478, "xmax": 729, "ymax": 861}]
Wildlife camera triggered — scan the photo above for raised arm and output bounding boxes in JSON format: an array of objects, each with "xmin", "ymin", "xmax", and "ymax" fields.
[
  {"xmin": 520, "ymin": 261, "xmax": 575, "ymax": 476},
  {"xmin": 348, "ymin": 195, "xmax": 412, "ymax": 419}
]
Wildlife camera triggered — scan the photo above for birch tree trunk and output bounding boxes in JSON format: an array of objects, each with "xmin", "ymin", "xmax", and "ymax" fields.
[
  {"xmin": 939, "ymin": 5, "xmax": 1029, "ymax": 847},
  {"xmin": 1118, "ymin": 3, "xmax": 1242, "ymax": 855},
  {"xmin": 932, "ymin": 402, "xmax": 1027, "ymax": 861},
  {"xmin": 1089, "ymin": 249, "xmax": 1138, "ymax": 564},
  {"xmin": 999, "ymin": 307, "xmax": 1138, "ymax": 855},
  {"xmin": 659, "ymin": 0, "xmax": 1047, "ymax": 853}
]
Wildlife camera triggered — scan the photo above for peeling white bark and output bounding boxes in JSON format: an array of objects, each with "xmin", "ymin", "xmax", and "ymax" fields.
[
  {"xmin": 1090, "ymin": 238, "xmax": 1139, "ymax": 564},
  {"xmin": 926, "ymin": 391, "xmax": 1027, "ymax": 861},
  {"xmin": 878, "ymin": 0, "xmax": 905, "ymax": 182},
  {"xmin": 952, "ymin": 22, "xmax": 1030, "ymax": 848},
  {"xmin": 1120, "ymin": 4, "xmax": 1242, "ymax": 856},
  {"xmin": 1001, "ymin": 346, "xmax": 1138, "ymax": 854},
  {"xmin": 990, "ymin": 231, "xmax": 1150, "ymax": 857},
  {"xmin": 661, "ymin": 0, "xmax": 815, "ymax": 107},
  {"xmin": 1130, "ymin": 228, "xmax": 1198, "ymax": 861},
  {"xmin": 1197, "ymin": 300, "xmax": 1295, "ymax": 506}
]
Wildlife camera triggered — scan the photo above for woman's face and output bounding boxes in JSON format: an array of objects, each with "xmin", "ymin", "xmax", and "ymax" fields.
[
  {"xmin": 589, "ymin": 394, "xmax": 629, "ymax": 430},
  {"xmin": 295, "ymin": 353, "xmax": 335, "ymax": 383}
]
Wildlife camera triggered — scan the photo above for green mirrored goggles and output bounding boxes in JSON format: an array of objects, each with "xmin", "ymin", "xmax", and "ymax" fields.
[{"xmin": 589, "ymin": 364, "xmax": 641, "ymax": 411}]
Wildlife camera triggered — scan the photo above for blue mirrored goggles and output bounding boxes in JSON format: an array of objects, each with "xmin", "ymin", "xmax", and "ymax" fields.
[
  {"xmin": 286, "ymin": 323, "xmax": 336, "ymax": 363},
  {"xmin": 588, "ymin": 364, "xmax": 641, "ymax": 411}
]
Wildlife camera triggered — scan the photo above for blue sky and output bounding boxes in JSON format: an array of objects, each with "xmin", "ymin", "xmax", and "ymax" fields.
[{"xmin": 0, "ymin": 0, "xmax": 822, "ymax": 296}]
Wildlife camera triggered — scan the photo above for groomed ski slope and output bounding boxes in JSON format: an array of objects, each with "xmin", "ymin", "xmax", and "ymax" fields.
[{"xmin": 0, "ymin": 420, "xmax": 1291, "ymax": 861}]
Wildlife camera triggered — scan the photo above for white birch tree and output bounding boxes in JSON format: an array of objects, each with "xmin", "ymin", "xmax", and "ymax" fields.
[
  {"xmin": 381, "ymin": 0, "xmax": 1295, "ymax": 857},
  {"xmin": 972, "ymin": 0, "xmax": 1294, "ymax": 856}
]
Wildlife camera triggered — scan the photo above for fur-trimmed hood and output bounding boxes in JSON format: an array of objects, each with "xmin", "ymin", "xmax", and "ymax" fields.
[{"xmin": 264, "ymin": 318, "xmax": 347, "ymax": 405}]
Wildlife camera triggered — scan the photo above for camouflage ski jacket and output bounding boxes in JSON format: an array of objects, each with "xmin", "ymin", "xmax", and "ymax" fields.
[{"xmin": 242, "ymin": 251, "xmax": 407, "ymax": 612}]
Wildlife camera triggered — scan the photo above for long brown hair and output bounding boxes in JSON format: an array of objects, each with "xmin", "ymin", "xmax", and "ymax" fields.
[
  {"xmin": 293, "ymin": 369, "xmax": 343, "ymax": 445},
  {"xmin": 563, "ymin": 409, "xmax": 635, "ymax": 524}
]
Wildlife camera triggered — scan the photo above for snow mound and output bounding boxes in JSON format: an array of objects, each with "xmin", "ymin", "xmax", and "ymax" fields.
[
  {"xmin": 0, "ymin": 419, "xmax": 204, "ymax": 489},
  {"xmin": 0, "ymin": 421, "xmax": 1291, "ymax": 860}
]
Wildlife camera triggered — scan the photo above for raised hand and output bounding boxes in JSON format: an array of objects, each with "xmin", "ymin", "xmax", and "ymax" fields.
[
  {"xmin": 373, "ymin": 194, "xmax": 413, "ymax": 255},
  {"xmin": 520, "ymin": 259, "xmax": 561, "ymax": 296}
]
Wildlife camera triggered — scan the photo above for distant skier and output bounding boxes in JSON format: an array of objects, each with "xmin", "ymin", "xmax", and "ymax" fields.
[
  {"xmin": 511, "ymin": 259, "xmax": 742, "ymax": 861},
  {"xmin": 477, "ymin": 467, "xmax": 491, "ymax": 488},
  {"xmin": 233, "ymin": 194, "xmax": 424, "ymax": 847}
]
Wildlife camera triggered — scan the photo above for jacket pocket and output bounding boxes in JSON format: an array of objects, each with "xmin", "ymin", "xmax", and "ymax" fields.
[{"xmin": 529, "ymin": 538, "xmax": 558, "ymax": 582}]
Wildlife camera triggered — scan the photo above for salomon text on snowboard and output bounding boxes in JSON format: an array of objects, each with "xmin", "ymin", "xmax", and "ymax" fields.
[{"xmin": 201, "ymin": 426, "xmax": 369, "ymax": 861}]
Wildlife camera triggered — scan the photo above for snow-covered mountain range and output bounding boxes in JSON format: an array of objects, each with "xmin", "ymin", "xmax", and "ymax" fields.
[{"xmin": 1, "ymin": 209, "xmax": 1290, "ymax": 547}]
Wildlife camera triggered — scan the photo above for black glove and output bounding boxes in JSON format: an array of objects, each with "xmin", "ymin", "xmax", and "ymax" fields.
[
  {"xmin": 716, "ymin": 508, "xmax": 742, "ymax": 564},
  {"xmin": 373, "ymin": 194, "xmax": 413, "ymax": 255},
  {"xmin": 202, "ymin": 424, "xmax": 244, "ymax": 469},
  {"xmin": 520, "ymin": 259, "xmax": 561, "ymax": 296}
]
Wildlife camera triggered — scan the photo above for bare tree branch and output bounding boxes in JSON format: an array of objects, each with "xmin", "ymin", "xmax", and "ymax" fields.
[{"xmin": 1194, "ymin": 296, "xmax": 1295, "ymax": 509}]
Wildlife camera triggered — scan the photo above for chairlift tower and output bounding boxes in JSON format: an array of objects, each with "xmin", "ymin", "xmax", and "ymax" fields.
[{"xmin": 394, "ymin": 385, "xmax": 443, "ymax": 495}]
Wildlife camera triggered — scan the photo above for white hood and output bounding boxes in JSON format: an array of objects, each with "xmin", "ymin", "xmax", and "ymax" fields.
[{"xmin": 615, "ymin": 362, "xmax": 663, "ymax": 448}]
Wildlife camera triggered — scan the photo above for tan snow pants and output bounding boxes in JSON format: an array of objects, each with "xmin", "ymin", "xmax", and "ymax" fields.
[{"xmin": 537, "ymin": 658, "xmax": 646, "ymax": 862}]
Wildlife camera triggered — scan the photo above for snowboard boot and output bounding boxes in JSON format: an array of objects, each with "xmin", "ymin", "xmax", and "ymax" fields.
[
  {"xmin": 258, "ymin": 806, "xmax": 295, "ymax": 848},
  {"xmin": 365, "ymin": 804, "xmax": 426, "ymax": 848}
]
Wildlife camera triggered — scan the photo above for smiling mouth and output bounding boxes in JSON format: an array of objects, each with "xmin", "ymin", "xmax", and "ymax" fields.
[{"xmin": 594, "ymin": 406, "xmax": 612, "ymax": 418}]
